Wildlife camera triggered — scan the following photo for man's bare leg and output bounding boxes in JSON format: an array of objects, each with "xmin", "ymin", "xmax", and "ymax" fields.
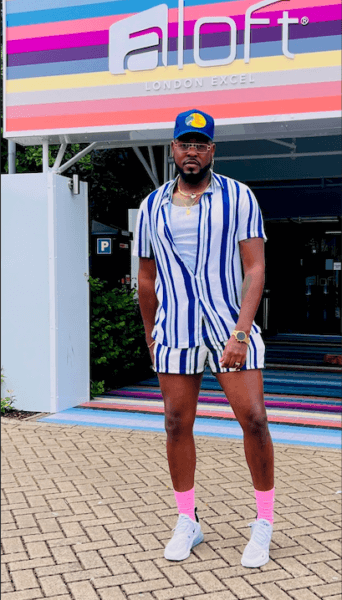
[
  {"xmin": 215, "ymin": 369, "xmax": 274, "ymax": 491},
  {"xmin": 158, "ymin": 372, "xmax": 203, "ymax": 492},
  {"xmin": 215, "ymin": 369, "xmax": 274, "ymax": 567}
]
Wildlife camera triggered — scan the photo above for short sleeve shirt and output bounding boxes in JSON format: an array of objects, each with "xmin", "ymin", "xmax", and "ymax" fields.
[{"xmin": 133, "ymin": 172, "xmax": 267, "ymax": 348}]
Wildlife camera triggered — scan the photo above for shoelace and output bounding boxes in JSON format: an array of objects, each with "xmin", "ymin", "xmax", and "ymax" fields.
[{"xmin": 248, "ymin": 521, "xmax": 271, "ymax": 546}]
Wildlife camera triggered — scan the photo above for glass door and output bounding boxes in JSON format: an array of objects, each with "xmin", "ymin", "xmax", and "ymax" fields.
[{"xmin": 260, "ymin": 219, "xmax": 341, "ymax": 335}]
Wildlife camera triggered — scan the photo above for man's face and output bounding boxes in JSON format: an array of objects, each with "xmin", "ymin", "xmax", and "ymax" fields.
[{"xmin": 171, "ymin": 133, "xmax": 216, "ymax": 183}]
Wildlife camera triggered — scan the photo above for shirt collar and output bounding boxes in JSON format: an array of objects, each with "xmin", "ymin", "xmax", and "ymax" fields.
[{"xmin": 160, "ymin": 171, "xmax": 223, "ymax": 206}]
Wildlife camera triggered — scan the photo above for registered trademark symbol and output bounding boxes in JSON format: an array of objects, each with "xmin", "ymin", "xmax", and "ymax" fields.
[{"xmin": 301, "ymin": 16, "xmax": 309, "ymax": 25}]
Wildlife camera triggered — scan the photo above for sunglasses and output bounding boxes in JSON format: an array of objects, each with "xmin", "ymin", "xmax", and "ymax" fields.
[{"xmin": 174, "ymin": 142, "xmax": 211, "ymax": 154}]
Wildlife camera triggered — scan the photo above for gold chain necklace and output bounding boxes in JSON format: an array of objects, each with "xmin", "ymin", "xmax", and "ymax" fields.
[{"xmin": 177, "ymin": 177, "xmax": 211, "ymax": 215}]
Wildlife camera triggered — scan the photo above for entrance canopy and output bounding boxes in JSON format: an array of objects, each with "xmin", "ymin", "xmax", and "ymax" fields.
[{"xmin": 4, "ymin": 0, "xmax": 341, "ymax": 147}]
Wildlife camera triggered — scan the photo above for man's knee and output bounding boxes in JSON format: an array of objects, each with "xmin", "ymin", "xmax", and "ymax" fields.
[
  {"xmin": 165, "ymin": 409, "xmax": 194, "ymax": 440},
  {"xmin": 243, "ymin": 411, "xmax": 269, "ymax": 438}
]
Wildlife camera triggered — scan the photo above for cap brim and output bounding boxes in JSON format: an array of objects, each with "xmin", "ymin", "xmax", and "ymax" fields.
[{"xmin": 175, "ymin": 129, "xmax": 213, "ymax": 141}]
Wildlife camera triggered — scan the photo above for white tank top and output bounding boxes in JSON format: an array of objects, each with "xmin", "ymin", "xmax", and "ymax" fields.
[{"xmin": 170, "ymin": 203, "xmax": 199, "ymax": 272}]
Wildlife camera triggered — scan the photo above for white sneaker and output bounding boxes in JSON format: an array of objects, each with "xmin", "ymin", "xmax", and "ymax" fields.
[
  {"xmin": 164, "ymin": 509, "xmax": 204, "ymax": 561},
  {"xmin": 241, "ymin": 518, "xmax": 273, "ymax": 568}
]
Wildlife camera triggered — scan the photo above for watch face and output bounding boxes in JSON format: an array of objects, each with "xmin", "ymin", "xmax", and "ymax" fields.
[{"xmin": 236, "ymin": 332, "xmax": 245, "ymax": 341}]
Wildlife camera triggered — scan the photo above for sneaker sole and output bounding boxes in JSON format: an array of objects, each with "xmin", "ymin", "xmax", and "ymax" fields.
[{"xmin": 164, "ymin": 530, "xmax": 204, "ymax": 561}]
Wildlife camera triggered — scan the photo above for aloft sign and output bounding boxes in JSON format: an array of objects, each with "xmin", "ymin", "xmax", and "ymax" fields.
[{"xmin": 109, "ymin": 0, "xmax": 302, "ymax": 75}]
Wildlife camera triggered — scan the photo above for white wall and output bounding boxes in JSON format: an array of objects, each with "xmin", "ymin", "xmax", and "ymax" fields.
[
  {"xmin": 128, "ymin": 208, "xmax": 139, "ymax": 290},
  {"xmin": 1, "ymin": 173, "xmax": 89, "ymax": 413},
  {"xmin": 1, "ymin": 174, "xmax": 51, "ymax": 412},
  {"xmin": 54, "ymin": 174, "xmax": 90, "ymax": 412}
]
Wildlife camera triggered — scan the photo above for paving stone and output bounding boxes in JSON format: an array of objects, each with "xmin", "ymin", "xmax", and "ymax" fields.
[
  {"xmin": 97, "ymin": 586, "xmax": 127, "ymax": 600},
  {"xmin": 50, "ymin": 546, "xmax": 78, "ymax": 564},
  {"xmin": 275, "ymin": 557, "xmax": 311, "ymax": 577},
  {"xmin": 295, "ymin": 536, "xmax": 329, "ymax": 553},
  {"xmin": 121, "ymin": 579, "xmax": 171, "ymax": 595},
  {"xmin": 63, "ymin": 568, "xmax": 111, "ymax": 582},
  {"xmin": 76, "ymin": 550, "xmax": 107, "ymax": 569},
  {"xmin": 278, "ymin": 576, "xmax": 324, "ymax": 591},
  {"xmin": 8, "ymin": 558, "xmax": 54, "ymax": 572},
  {"xmin": 223, "ymin": 576, "xmax": 259, "ymax": 598},
  {"xmin": 184, "ymin": 592, "xmax": 237, "ymax": 600},
  {"xmin": 103, "ymin": 554, "xmax": 134, "ymax": 575},
  {"xmin": 2, "ymin": 539, "xmax": 26, "ymax": 554},
  {"xmin": 92, "ymin": 573, "xmax": 141, "ymax": 587},
  {"xmin": 133, "ymin": 559, "xmax": 164, "ymax": 581},
  {"xmin": 0, "ymin": 590, "xmax": 43, "ymax": 600},
  {"xmin": 161, "ymin": 566, "xmax": 195, "ymax": 586},
  {"xmin": 128, "ymin": 594, "xmax": 155, "ymax": 600},
  {"xmin": 2, "ymin": 553, "xmax": 31, "ymax": 565},
  {"xmin": 11, "ymin": 570, "xmax": 40, "ymax": 591},
  {"xmin": 310, "ymin": 582, "xmax": 342, "ymax": 596},
  {"xmin": 35, "ymin": 562, "xmax": 81, "ymax": 577},
  {"xmin": 191, "ymin": 571, "xmax": 226, "ymax": 592},
  {"xmin": 215, "ymin": 547, "xmax": 242, "ymax": 565},
  {"xmin": 185, "ymin": 559, "xmax": 227, "ymax": 574},
  {"xmin": 134, "ymin": 534, "xmax": 163, "ymax": 551},
  {"xmin": 298, "ymin": 551, "xmax": 339, "ymax": 565},
  {"xmin": 67, "ymin": 581, "xmax": 99, "ymax": 600},
  {"xmin": 322, "ymin": 540, "xmax": 342, "ymax": 556},
  {"xmin": 308, "ymin": 562, "xmax": 341, "ymax": 583},
  {"xmin": 39, "ymin": 576, "xmax": 69, "ymax": 596},
  {"xmin": 25, "ymin": 542, "xmax": 51, "ymax": 559},
  {"xmin": 254, "ymin": 582, "xmax": 293, "ymax": 600},
  {"xmin": 287, "ymin": 590, "xmax": 322, "ymax": 600},
  {"xmin": 154, "ymin": 584, "xmax": 203, "ymax": 599}
]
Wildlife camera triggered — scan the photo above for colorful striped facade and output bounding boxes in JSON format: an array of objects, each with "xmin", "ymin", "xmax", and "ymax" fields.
[{"xmin": 4, "ymin": 0, "xmax": 341, "ymax": 141}]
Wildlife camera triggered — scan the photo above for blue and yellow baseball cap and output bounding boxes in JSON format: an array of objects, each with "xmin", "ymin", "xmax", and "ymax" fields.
[{"xmin": 174, "ymin": 109, "xmax": 215, "ymax": 140}]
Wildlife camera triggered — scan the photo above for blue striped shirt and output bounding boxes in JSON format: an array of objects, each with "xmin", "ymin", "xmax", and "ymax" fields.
[{"xmin": 133, "ymin": 172, "xmax": 267, "ymax": 348}]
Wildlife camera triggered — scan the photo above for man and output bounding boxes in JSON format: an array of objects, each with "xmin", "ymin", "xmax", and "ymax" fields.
[{"xmin": 133, "ymin": 109, "xmax": 274, "ymax": 568}]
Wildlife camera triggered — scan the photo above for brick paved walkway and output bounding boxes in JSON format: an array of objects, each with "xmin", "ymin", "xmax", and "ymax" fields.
[{"xmin": 1, "ymin": 419, "xmax": 341, "ymax": 600}]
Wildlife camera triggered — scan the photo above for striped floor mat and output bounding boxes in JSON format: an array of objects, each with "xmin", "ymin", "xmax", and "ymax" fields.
[
  {"xmin": 38, "ymin": 404, "xmax": 341, "ymax": 449},
  {"xmin": 106, "ymin": 387, "xmax": 341, "ymax": 413},
  {"xmin": 132, "ymin": 368, "xmax": 342, "ymax": 399},
  {"xmin": 81, "ymin": 396, "xmax": 341, "ymax": 428},
  {"xmin": 264, "ymin": 333, "xmax": 341, "ymax": 367}
]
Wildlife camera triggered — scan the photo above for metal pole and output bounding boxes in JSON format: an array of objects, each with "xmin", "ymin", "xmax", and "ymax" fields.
[
  {"xmin": 168, "ymin": 150, "xmax": 175, "ymax": 180},
  {"xmin": 148, "ymin": 146, "xmax": 159, "ymax": 185},
  {"xmin": 52, "ymin": 143, "xmax": 67, "ymax": 171},
  {"xmin": 163, "ymin": 145, "xmax": 169, "ymax": 183},
  {"xmin": 214, "ymin": 151, "xmax": 341, "ymax": 162},
  {"xmin": 266, "ymin": 139, "xmax": 296, "ymax": 150},
  {"xmin": 133, "ymin": 147, "xmax": 159, "ymax": 189},
  {"xmin": 8, "ymin": 140, "xmax": 16, "ymax": 174},
  {"xmin": 56, "ymin": 142, "xmax": 98, "ymax": 174},
  {"xmin": 42, "ymin": 141, "xmax": 49, "ymax": 172}
]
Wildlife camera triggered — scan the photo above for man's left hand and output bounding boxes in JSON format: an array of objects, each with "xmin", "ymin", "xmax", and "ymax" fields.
[{"xmin": 219, "ymin": 337, "xmax": 248, "ymax": 370}]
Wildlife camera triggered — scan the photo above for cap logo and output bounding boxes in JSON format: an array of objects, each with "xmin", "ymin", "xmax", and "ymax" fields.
[{"xmin": 185, "ymin": 113, "xmax": 207, "ymax": 129}]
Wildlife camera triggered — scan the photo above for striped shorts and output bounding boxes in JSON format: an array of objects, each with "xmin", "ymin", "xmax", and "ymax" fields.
[{"xmin": 153, "ymin": 320, "xmax": 265, "ymax": 375}]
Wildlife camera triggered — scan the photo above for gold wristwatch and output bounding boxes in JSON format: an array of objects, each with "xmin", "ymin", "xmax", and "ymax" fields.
[{"xmin": 232, "ymin": 330, "xmax": 250, "ymax": 345}]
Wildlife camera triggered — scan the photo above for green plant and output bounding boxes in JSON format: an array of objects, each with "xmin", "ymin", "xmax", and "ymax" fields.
[
  {"xmin": 1, "ymin": 369, "xmax": 16, "ymax": 414},
  {"xmin": 89, "ymin": 276, "xmax": 150, "ymax": 393},
  {"xmin": 90, "ymin": 380, "xmax": 105, "ymax": 398}
]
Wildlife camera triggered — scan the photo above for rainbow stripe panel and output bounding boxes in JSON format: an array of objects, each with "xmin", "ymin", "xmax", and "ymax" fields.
[{"xmin": 5, "ymin": 0, "xmax": 342, "ymax": 140}]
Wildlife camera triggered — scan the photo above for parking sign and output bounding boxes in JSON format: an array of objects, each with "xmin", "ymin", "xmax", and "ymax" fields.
[{"xmin": 97, "ymin": 238, "xmax": 112, "ymax": 254}]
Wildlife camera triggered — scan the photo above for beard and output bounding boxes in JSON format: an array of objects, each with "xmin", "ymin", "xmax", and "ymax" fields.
[{"xmin": 175, "ymin": 158, "xmax": 212, "ymax": 184}]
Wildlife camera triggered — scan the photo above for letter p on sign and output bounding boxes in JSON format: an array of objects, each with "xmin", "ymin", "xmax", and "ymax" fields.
[{"xmin": 97, "ymin": 238, "xmax": 112, "ymax": 254}]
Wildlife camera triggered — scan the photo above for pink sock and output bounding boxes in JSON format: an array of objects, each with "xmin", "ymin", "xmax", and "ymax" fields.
[
  {"xmin": 174, "ymin": 487, "xmax": 196, "ymax": 521},
  {"xmin": 254, "ymin": 488, "xmax": 275, "ymax": 524}
]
